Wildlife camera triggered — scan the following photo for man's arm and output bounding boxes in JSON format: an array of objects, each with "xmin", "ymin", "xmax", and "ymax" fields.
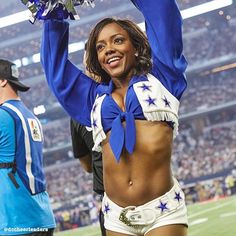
[
  {"xmin": 78, "ymin": 154, "xmax": 92, "ymax": 173},
  {"xmin": 70, "ymin": 119, "xmax": 93, "ymax": 173}
]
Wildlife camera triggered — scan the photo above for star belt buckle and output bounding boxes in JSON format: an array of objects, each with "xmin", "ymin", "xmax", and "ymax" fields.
[{"xmin": 119, "ymin": 206, "xmax": 156, "ymax": 228}]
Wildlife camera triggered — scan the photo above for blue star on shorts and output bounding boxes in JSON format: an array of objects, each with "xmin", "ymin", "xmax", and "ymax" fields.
[
  {"xmin": 174, "ymin": 192, "xmax": 182, "ymax": 202},
  {"xmin": 104, "ymin": 203, "xmax": 110, "ymax": 214},
  {"xmin": 157, "ymin": 201, "xmax": 168, "ymax": 213}
]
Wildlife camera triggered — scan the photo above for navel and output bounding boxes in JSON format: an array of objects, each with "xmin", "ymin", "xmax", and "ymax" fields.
[{"xmin": 128, "ymin": 180, "xmax": 133, "ymax": 186}]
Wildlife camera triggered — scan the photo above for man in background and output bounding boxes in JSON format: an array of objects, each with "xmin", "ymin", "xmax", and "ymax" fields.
[
  {"xmin": 0, "ymin": 59, "xmax": 55, "ymax": 236},
  {"xmin": 70, "ymin": 119, "xmax": 105, "ymax": 236}
]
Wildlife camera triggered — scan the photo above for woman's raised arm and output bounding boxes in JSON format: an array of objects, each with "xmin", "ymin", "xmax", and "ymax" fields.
[
  {"xmin": 131, "ymin": 0, "xmax": 188, "ymax": 99},
  {"xmin": 41, "ymin": 19, "xmax": 98, "ymax": 126}
]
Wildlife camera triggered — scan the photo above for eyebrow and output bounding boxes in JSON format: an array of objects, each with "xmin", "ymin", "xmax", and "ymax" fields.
[{"xmin": 96, "ymin": 33, "xmax": 125, "ymax": 44}]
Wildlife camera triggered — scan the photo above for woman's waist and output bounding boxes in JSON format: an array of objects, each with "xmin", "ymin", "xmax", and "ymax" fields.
[
  {"xmin": 103, "ymin": 178, "xmax": 184, "ymax": 214},
  {"xmin": 103, "ymin": 164, "xmax": 173, "ymax": 207}
]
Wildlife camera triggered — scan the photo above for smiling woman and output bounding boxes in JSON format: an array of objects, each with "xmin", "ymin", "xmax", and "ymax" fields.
[
  {"xmin": 40, "ymin": 0, "xmax": 188, "ymax": 235},
  {"xmin": 97, "ymin": 23, "xmax": 137, "ymax": 84},
  {"xmin": 86, "ymin": 18, "xmax": 152, "ymax": 84}
]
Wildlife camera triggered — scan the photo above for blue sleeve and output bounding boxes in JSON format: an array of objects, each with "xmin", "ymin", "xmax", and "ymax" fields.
[
  {"xmin": 131, "ymin": 0, "xmax": 187, "ymax": 99},
  {"xmin": 41, "ymin": 19, "xmax": 99, "ymax": 126},
  {"xmin": 0, "ymin": 109, "xmax": 15, "ymax": 162}
]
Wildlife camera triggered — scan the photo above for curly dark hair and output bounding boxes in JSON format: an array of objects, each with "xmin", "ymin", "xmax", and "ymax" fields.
[{"xmin": 86, "ymin": 18, "xmax": 152, "ymax": 83}]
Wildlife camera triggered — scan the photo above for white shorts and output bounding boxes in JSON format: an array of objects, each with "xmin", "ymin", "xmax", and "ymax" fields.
[{"xmin": 102, "ymin": 178, "xmax": 188, "ymax": 235}]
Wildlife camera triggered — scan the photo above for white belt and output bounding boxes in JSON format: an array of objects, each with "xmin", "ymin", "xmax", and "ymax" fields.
[{"xmin": 119, "ymin": 194, "xmax": 181, "ymax": 228}]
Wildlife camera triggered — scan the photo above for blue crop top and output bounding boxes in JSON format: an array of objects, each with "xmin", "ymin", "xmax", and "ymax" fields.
[
  {"xmin": 41, "ymin": 0, "xmax": 188, "ymax": 161},
  {"xmin": 101, "ymin": 75, "xmax": 150, "ymax": 133},
  {"xmin": 90, "ymin": 72, "xmax": 181, "ymax": 161}
]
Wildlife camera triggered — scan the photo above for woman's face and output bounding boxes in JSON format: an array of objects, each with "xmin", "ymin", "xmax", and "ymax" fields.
[{"xmin": 95, "ymin": 23, "xmax": 137, "ymax": 80}]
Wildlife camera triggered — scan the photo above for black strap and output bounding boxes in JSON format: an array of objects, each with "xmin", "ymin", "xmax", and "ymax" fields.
[
  {"xmin": 8, "ymin": 172, "xmax": 20, "ymax": 189},
  {"xmin": 0, "ymin": 162, "xmax": 19, "ymax": 188},
  {"xmin": 0, "ymin": 162, "xmax": 15, "ymax": 169},
  {"xmin": 0, "ymin": 107, "xmax": 19, "ymax": 188}
]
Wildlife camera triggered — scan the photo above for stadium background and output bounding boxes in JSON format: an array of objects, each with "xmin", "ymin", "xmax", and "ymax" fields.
[{"xmin": 0, "ymin": 0, "xmax": 236, "ymax": 235}]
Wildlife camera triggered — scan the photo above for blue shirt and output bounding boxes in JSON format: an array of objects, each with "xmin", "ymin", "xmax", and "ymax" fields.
[{"xmin": 0, "ymin": 101, "xmax": 55, "ymax": 235}]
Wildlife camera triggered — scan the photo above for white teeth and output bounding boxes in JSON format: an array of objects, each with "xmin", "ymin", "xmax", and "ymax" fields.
[{"xmin": 108, "ymin": 57, "xmax": 120, "ymax": 64}]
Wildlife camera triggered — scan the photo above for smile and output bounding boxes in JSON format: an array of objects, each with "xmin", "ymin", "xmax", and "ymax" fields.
[{"xmin": 107, "ymin": 57, "xmax": 121, "ymax": 64}]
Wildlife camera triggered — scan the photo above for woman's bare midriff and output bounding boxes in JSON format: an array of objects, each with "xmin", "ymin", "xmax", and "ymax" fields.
[{"xmin": 102, "ymin": 120, "xmax": 174, "ymax": 207}]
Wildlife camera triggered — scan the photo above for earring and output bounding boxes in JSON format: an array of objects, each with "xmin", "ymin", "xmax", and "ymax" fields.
[{"xmin": 135, "ymin": 52, "xmax": 138, "ymax": 57}]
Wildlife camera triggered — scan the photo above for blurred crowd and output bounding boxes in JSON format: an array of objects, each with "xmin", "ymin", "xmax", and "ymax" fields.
[
  {"xmin": 183, "ymin": 172, "xmax": 236, "ymax": 204},
  {"xmin": 173, "ymin": 121, "xmax": 236, "ymax": 181},
  {"xmin": 1, "ymin": 0, "xmax": 236, "ymax": 75},
  {"xmin": 180, "ymin": 69, "xmax": 236, "ymax": 114},
  {"xmin": 43, "ymin": 118, "xmax": 71, "ymax": 149}
]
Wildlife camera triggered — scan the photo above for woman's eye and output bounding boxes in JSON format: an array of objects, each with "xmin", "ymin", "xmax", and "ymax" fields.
[
  {"xmin": 96, "ymin": 44, "xmax": 104, "ymax": 51},
  {"xmin": 114, "ymin": 38, "xmax": 124, "ymax": 44}
]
